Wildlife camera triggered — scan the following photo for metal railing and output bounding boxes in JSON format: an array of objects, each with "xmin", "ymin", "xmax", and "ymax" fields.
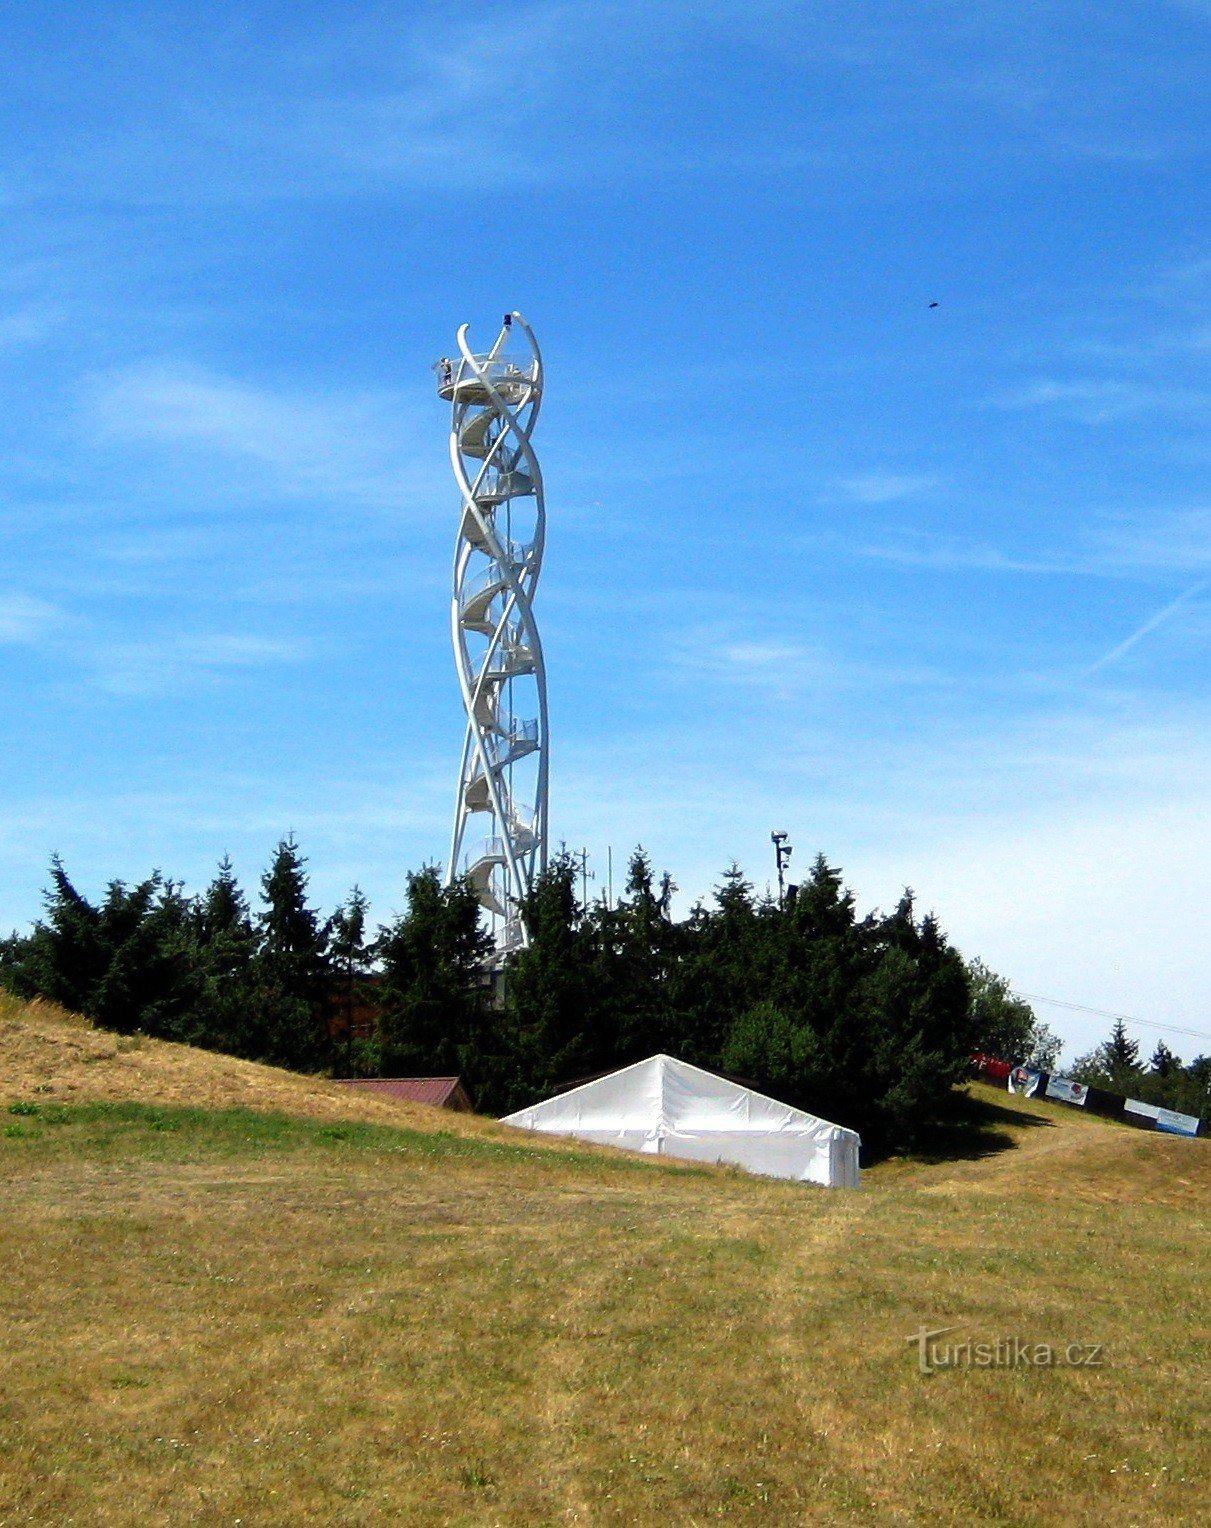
[
  {"xmin": 491, "ymin": 717, "xmax": 539, "ymax": 759},
  {"xmin": 466, "ymin": 836, "xmax": 506, "ymax": 871},
  {"xmin": 436, "ymin": 354, "xmax": 540, "ymax": 397},
  {"xmin": 478, "ymin": 636, "xmax": 536, "ymax": 682},
  {"xmin": 496, "ymin": 921, "xmax": 526, "ymax": 952},
  {"xmin": 475, "ymin": 469, "xmax": 534, "ymax": 503}
]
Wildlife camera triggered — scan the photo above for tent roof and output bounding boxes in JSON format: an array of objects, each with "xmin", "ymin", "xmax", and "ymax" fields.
[{"xmin": 505, "ymin": 1053, "xmax": 858, "ymax": 1143}]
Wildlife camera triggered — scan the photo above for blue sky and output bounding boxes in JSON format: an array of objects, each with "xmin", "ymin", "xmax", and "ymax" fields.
[{"xmin": 2, "ymin": 1, "xmax": 1210, "ymax": 1063}]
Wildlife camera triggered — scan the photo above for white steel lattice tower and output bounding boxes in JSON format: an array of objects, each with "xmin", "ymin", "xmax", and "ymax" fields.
[{"xmin": 437, "ymin": 313, "xmax": 548, "ymax": 960}]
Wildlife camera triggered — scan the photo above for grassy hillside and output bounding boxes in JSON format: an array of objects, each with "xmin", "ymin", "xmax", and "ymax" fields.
[{"xmin": 2, "ymin": 996, "xmax": 1208, "ymax": 1525}]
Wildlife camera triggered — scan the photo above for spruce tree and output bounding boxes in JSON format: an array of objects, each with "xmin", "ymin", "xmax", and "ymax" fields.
[
  {"xmin": 377, "ymin": 866, "xmax": 492, "ymax": 1088},
  {"xmin": 1149, "ymin": 1040, "xmax": 1179, "ymax": 1078},
  {"xmin": 194, "ymin": 856, "xmax": 260, "ymax": 1056},
  {"xmin": 671, "ymin": 864, "xmax": 764, "ymax": 1063},
  {"xmin": 254, "ymin": 837, "xmax": 331, "ymax": 1071},
  {"xmin": 1106, "ymin": 1018, "xmax": 1140, "ymax": 1072},
  {"xmin": 0, "ymin": 858, "xmax": 200, "ymax": 1038},
  {"xmin": 610, "ymin": 849, "xmax": 678, "ymax": 1060},
  {"xmin": 504, "ymin": 852, "xmax": 613, "ymax": 1106},
  {"xmin": 330, "ymin": 886, "xmax": 373, "ymax": 1076}
]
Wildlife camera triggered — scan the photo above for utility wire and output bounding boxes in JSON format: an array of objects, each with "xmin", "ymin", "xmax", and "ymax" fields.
[{"xmin": 1015, "ymin": 992, "xmax": 1211, "ymax": 1046}]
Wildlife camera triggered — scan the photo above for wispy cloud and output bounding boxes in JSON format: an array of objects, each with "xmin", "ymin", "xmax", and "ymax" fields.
[
  {"xmin": 89, "ymin": 363, "xmax": 429, "ymax": 511},
  {"xmin": 1084, "ymin": 580, "xmax": 1209, "ymax": 676},
  {"xmin": 0, "ymin": 305, "xmax": 64, "ymax": 345},
  {"xmin": 832, "ymin": 506, "xmax": 1211, "ymax": 581},
  {"xmin": 0, "ymin": 592, "xmax": 63, "ymax": 644},
  {"xmin": 845, "ymin": 537, "xmax": 1092, "ymax": 576},
  {"xmin": 833, "ymin": 473, "xmax": 938, "ymax": 505},
  {"xmin": 17, "ymin": 4, "xmax": 768, "ymax": 203},
  {"xmin": 992, "ymin": 378, "xmax": 1211, "ymax": 423},
  {"xmin": 0, "ymin": 587, "xmax": 304, "ymax": 695},
  {"xmin": 83, "ymin": 631, "xmax": 309, "ymax": 697},
  {"xmin": 1096, "ymin": 508, "xmax": 1211, "ymax": 574},
  {"xmin": 665, "ymin": 622, "xmax": 943, "ymax": 702}
]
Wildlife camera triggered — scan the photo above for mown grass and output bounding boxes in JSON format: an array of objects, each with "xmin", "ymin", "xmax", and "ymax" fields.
[
  {"xmin": 1, "ymin": 1098, "xmax": 678, "ymax": 1175},
  {"xmin": 2, "ymin": 1003, "xmax": 1209, "ymax": 1525}
]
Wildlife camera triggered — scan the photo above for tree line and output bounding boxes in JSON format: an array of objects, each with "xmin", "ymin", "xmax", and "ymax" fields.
[
  {"xmin": 1070, "ymin": 1019, "xmax": 1210, "ymax": 1120},
  {"xmin": 1, "ymin": 840, "xmax": 1061, "ymax": 1153}
]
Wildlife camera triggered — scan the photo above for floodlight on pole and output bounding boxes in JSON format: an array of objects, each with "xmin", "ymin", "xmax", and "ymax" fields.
[
  {"xmin": 771, "ymin": 830, "xmax": 793, "ymax": 908},
  {"xmin": 436, "ymin": 314, "xmax": 549, "ymax": 963}
]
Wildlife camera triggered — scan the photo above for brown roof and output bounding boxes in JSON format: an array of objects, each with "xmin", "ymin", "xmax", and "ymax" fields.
[{"xmin": 336, "ymin": 1077, "xmax": 474, "ymax": 1111}]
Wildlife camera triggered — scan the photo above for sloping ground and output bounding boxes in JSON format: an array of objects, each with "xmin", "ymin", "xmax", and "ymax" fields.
[
  {"xmin": 880, "ymin": 1080, "xmax": 1211, "ymax": 1211},
  {"xmin": 0, "ymin": 992, "xmax": 537, "ymax": 1144},
  {"xmin": 1, "ymin": 996, "xmax": 1209, "ymax": 1526}
]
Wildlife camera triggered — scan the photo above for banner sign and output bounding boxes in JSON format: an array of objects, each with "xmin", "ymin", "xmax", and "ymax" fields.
[
  {"xmin": 1156, "ymin": 1107, "xmax": 1200, "ymax": 1137},
  {"xmin": 974, "ymin": 1055, "xmax": 1012, "ymax": 1081},
  {"xmin": 1008, "ymin": 1066, "xmax": 1043, "ymax": 1096},
  {"xmin": 1044, "ymin": 1076, "xmax": 1089, "ymax": 1107},
  {"xmin": 1125, "ymin": 1099, "xmax": 1200, "ymax": 1137}
]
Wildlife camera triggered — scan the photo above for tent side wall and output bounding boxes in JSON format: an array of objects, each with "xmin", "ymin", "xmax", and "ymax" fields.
[{"xmin": 661, "ymin": 1128, "xmax": 838, "ymax": 1186}]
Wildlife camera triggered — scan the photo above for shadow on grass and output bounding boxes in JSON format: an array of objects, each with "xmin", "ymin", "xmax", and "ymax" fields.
[{"xmin": 867, "ymin": 1089, "xmax": 1055, "ymax": 1168}]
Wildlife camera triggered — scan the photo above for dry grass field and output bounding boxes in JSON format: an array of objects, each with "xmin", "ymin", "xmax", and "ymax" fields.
[{"xmin": 2, "ymin": 993, "xmax": 1208, "ymax": 1526}]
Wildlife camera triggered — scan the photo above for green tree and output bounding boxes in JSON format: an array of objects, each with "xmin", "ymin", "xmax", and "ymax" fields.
[
  {"xmin": 1071, "ymin": 1019, "xmax": 1143, "ymax": 1091},
  {"xmin": 711, "ymin": 861, "xmax": 977, "ymax": 1154},
  {"xmin": 967, "ymin": 959, "xmax": 1037, "ymax": 1060},
  {"xmin": 1149, "ymin": 1040, "xmax": 1179, "ymax": 1077},
  {"xmin": 1022, "ymin": 1022, "xmax": 1061, "ymax": 1071},
  {"xmin": 504, "ymin": 852, "xmax": 605, "ymax": 1107},
  {"xmin": 329, "ymin": 886, "xmax": 374, "ymax": 1077},
  {"xmin": 721, "ymin": 1000, "xmax": 822, "ymax": 1099},
  {"xmin": 192, "ymin": 856, "xmax": 260, "ymax": 1055},
  {"xmin": 609, "ymin": 848, "xmax": 679, "ymax": 1060},
  {"xmin": 253, "ymin": 837, "xmax": 331, "ymax": 1071},
  {"xmin": 667, "ymin": 864, "xmax": 769, "ymax": 1065},
  {"xmin": 1107, "ymin": 1019, "xmax": 1140, "ymax": 1071},
  {"xmin": 377, "ymin": 866, "xmax": 493, "ymax": 1091},
  {"xmin": 0, "ymin": 858, "xmax": 200, "ymax": 1038}
]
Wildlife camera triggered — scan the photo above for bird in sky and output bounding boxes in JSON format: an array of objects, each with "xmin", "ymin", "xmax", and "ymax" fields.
[{"xmin": 929, "ymin": 301, "xmax": 940, "ymax": 308}]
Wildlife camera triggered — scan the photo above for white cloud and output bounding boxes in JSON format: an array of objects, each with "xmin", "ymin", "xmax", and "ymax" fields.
[
  {"xmin": 83, "ymin": 631, "xmax": 309, "ymax": 697},
  {"xmin": 830, "ymin": 505, "xmax": 1211, "ymax": 581},
  {"xmin": 834, "ymin": 473, "xmax": 938, "ymax": 504},
  {"xmin": 720, "ymin": 640, "xmax": 812, "ymax": 675},
  {"xmin": 0, "ymin": 591, "xmax": 306, "ymax": 692},
  {"xmin": 1096, "ymin": 508, "xmax": 1211, "ymax": 574},
  {"xmin": 89, "ymin": 362, "xmax": 432, "ymax": 511},
  {"xmin": 993, "ymin": 378, "xmax": 1211, "ymax": 423},
  {"xmin": 664, "ymin": 621, "xmax": 942, "ymax": 703},
  {"xmin": 0, "ymin": 592, "xmax": 63, "ymax": 644},
  {"xmin": 844, "ymin": 536, "xmax": 1092, "ymax": 576},
  {"xmin": 0, "ymin": 305, "xmax": 64, "ymax": 345}
]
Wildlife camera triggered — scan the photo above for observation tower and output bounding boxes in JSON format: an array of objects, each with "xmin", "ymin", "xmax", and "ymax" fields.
[{"xmin": 436, "ymin": 313, "xmax": 548, "ymax": 960}]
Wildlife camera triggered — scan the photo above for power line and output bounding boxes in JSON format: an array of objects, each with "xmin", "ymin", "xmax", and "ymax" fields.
[{"xmin": 1015, "ymin": 991, "xmax": 1211, "ymax": 1046}]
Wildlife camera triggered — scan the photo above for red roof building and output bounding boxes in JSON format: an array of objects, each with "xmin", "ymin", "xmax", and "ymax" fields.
[{"xmin": 336, "ymin": 1077, "xmax": 475, "ymax": 1112}]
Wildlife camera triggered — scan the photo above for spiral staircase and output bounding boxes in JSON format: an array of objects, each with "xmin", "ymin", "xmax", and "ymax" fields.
[{"xmin": 436, "ymin": 314, "xmax": 548, "ymax": 961}]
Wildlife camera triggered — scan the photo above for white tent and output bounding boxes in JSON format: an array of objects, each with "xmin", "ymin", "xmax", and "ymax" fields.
[{"xmin": 501, "ymin": 1053, "xmax": 860, "ymax": 1188}]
